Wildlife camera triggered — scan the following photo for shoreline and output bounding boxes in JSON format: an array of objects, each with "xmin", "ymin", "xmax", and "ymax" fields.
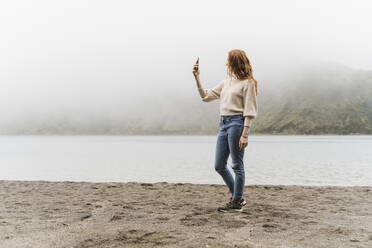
[
  {"xmin": 1, "ymin": 179, "xmax": 370, "ymax": 187},
  {"xmin": 1, "ymin": 181, "xmax": 371, "ymax": 248},
  {"xmin": 1, "ymin": 134, "xmax": 372, "ymax": 136}
]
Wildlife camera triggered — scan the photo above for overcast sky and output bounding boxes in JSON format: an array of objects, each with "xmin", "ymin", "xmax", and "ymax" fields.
[{"xmin": 1, "ymin": 0, "xmax": 371, "ymax": 125}]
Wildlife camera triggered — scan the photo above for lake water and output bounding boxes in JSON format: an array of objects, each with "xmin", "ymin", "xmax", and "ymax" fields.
[{"xmin": 1, "ymin": 135, "xmax": 371, "ymax": 186}]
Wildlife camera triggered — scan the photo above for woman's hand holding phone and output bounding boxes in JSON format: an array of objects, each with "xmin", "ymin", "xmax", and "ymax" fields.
[{"xmin": 192, "ymin": 57, "xmax": 200, "ymax": 78}]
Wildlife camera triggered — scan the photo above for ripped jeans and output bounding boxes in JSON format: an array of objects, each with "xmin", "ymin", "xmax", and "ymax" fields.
[{"xmin": 214, "ymin": 114, "xmax": 246, "ymax": 201}]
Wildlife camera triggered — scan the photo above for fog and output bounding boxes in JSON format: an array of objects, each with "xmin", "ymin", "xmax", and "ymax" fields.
[{"xmin": 1, "ymin": 0, "xmax": 372, "ymax": 133}]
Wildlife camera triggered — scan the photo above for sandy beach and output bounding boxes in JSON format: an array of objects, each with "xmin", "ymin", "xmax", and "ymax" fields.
[{"xmin": 0, "ymin": 180, "xmax": 371, "ymax": 248}]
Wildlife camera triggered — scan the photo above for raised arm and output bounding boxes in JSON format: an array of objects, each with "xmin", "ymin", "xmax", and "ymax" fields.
[
  {"xmin": 192, "ymin": 58, "xmax": 224, "ymax": 102},
  {"xmin": 197, "ymin": 79, "xmax": 225, "ymax": 102}
]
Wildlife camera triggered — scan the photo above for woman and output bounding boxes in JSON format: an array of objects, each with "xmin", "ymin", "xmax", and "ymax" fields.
[{"xmin": 192, "ymin": 49, "xmax": 258, "ymax": 212}]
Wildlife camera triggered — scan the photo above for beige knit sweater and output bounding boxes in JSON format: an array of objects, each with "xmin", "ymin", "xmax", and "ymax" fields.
[{"xmin": 197, "ymin": 77, "xmax": 258, "ymax": 128}]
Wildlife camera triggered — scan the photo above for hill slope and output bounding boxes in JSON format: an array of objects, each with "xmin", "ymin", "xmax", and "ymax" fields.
[
  {"xmin": 252, "ymin": 65, "xmax": 372, "ymax": 134},
  {"xmin": 3, "ymin": 64, "xmax": 372, "ymax": 135}
]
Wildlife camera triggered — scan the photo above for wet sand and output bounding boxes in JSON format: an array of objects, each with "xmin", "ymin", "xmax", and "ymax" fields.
[{"xmin": 0, "ymin": 180, "xmax": 371, "ymax": 248}]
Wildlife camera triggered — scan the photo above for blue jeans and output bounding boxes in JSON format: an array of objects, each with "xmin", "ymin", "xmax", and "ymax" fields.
[{"xmin": 214, "ymin": 114, "xmax": 246, "ymax": 201}]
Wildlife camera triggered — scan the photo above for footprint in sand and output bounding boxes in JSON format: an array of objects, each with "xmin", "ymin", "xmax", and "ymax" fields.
[
  {"xmin": 156, "ymin": 217, "xmax": 170, "ymax": 222},
  {"xmin": 180, "ymin": 214, "xmax": 209, "ymax": 227},
  {"xmin": 76, "ymin": 229, "xmax": 177, "ymax": 248},
  {"xmin": 262, "ymin": 223, "xmax": 278, "ymax": 232}
]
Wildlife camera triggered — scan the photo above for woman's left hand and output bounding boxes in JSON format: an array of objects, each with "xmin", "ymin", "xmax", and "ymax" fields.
[{"xmin": 239, "ymin": 135, "xmax": 248, "ymax": 150}]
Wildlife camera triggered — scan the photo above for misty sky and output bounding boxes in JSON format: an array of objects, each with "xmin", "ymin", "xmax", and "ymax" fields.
[{"xmin": 1, "ymin": 0, "xmax": 372, "ymax": 126}]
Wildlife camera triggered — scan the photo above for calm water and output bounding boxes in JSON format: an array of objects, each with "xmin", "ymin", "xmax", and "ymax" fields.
[{"xmin": 0, "ymin": 135, "xmax": 371, "ymax": 186}]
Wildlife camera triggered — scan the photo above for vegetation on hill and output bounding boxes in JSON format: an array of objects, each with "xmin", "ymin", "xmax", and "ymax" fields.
[{"xmin": 3, "ymin": 64, "xmax": 372, "ymax": 135}]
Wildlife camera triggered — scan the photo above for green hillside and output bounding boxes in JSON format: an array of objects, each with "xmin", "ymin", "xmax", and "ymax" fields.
[
  {"xmin": 252, "ymin": 66, "xmax": 372, "ymax": 134},
  {"xmin": 121, "ymin": 64, "xmax": 372, "ymax": 135},
  {"xmin": 3, "ymin": 64, "xmax": 372, "ymax": 135}
]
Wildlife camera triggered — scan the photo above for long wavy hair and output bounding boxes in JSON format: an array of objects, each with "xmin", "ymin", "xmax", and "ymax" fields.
[{"xmin": 226, "ymin": 49, "xmax": 258, "ymax": 96}]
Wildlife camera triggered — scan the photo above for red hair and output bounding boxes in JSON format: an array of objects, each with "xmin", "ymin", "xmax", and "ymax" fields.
[{"xmin": 227, "ymin": 49, "xmax": 258, "ymax": 96}]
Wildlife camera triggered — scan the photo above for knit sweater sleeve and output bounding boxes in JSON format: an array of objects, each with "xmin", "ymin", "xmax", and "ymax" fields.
[
  {"xmin": 197, "ymin": 79, "xmax": 225, "ymax": 102},
  {"xmin": 242, "ymin": 80, "xmax": 258, "ymax": 127}
]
